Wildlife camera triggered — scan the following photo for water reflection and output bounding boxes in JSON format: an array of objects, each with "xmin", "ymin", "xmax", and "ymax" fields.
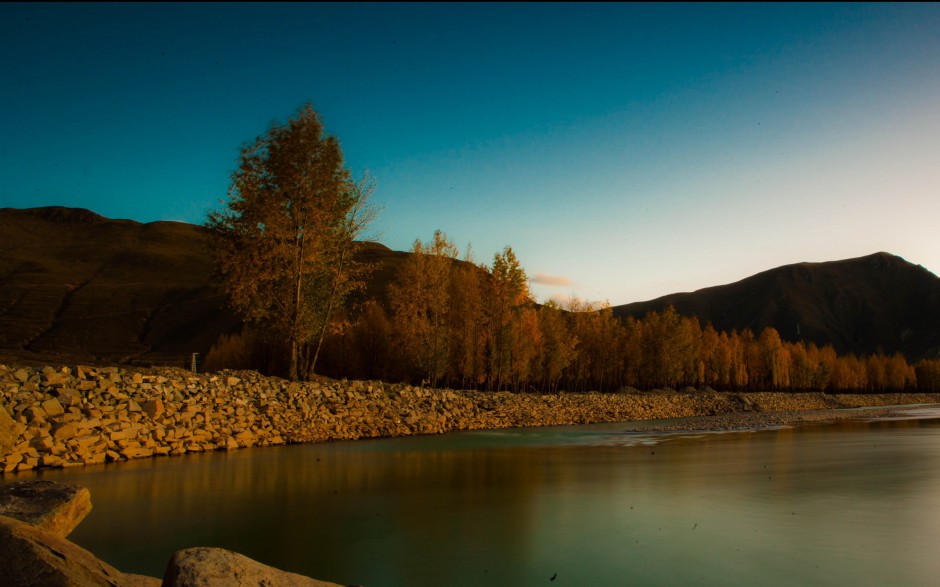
[{"xmin": 3, "ymin": 412, "xmax": 940, "ymax": 586}]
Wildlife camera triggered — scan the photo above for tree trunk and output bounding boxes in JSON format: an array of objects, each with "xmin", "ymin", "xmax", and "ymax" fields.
[{"xmin": 288, "ymin": 339, "xmax": 300, "ymax": 381}]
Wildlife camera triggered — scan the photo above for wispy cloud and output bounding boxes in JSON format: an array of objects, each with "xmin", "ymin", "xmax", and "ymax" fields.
[{"xmin": 530, "ymin": 273, "xmax": 574, "ymax": 287}]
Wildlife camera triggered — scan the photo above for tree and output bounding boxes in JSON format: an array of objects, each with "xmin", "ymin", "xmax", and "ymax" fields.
[
  {"xmin": 207, "ymin": 104, "xmax": 377, "ymax": 381},
  {"xmin": 759, "ymin": 327, "xmax": 790, "ymax": 390},
  {"xmin": 389, "ymin": 230, "xmax": 459, "ymax": 387},
  {"xmin": 537, "ymin": 300, "xmax": 578, "ymax": 392},
  {"xmin": 448, "ymin": 248, "xmax": 487, "ymax": 388},
  {"xmin": 568, "ymin": 299, "xmax": 621, "ymax": 391},
  {"xmin": 914, "ymin": 359, "xmax": 940, "ymax": 392},
  {"xmin": 639, "ymin": 307, "xmax": 690, "ymax": 388},
  {"xmin": 485, "ymin": 246, "xmax": 533, "ymax": 390},
  {"xmin": 349, "ymin": 299, "xmax": 392, "ymax": 380}
]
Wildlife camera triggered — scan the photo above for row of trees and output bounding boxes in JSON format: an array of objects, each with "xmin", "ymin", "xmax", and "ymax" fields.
[
  {"xmin": 311, "ymin": 230, "xmax": 940, "ymax": 393},
  {"xmin": 333, "ymin": 230, "xmax": 538, "ymax": 391}
]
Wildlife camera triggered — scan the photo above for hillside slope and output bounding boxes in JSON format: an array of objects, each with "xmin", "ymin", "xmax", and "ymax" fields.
[
  {"xmin": 0, "ymin": 206, "xmax": 410, "ymax": 366},
  {"xmin": 0, "ymin": 207, "xmax": 237, "ymax": 365}
]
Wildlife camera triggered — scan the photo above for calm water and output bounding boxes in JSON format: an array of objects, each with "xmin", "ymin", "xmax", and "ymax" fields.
[{"xmin": 4, "ymin": 407, "xmax": 940, "ymax": 586}]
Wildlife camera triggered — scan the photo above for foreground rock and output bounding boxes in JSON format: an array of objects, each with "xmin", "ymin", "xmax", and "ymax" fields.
[
  {"xmin": 0, "ymin": 480, "xmax": 345, "ymax": 587},
  {"xmin": 2, "ymin": 364, "xmax": 940, "ymax": 474},
  {"xmin": 0, "ymin": 480, "xmax": 92, "ymax": 537},
  {"xmin": 0, "ymin": 514, "xmax": 160, "ymax": 587},
  {"xmin": 163, "ymin": 547, "xmax": 344, "ymax": 587}
]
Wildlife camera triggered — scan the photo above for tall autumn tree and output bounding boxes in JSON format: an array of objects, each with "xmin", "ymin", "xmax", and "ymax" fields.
[
  {"xmin": 759, "ymin": 327, "xmax": 790, "ymax": 389},
  {"xmin": 207, "ymin": 104, "xmax": 377, "ymax": 381},
  {"xmin": 389, "ymin": 230, "xmax": 459, "ymax": 387},
  {"xmin": 486, "ymin": 246, "xmax": 532, "ymax": 390},
  {"xmin": 448, "ymin": 248, "xmax": 487, "ymax": 388},
  {"xmin": 537, "ymin": 300, "xmax": 578, "ymax": 392}
]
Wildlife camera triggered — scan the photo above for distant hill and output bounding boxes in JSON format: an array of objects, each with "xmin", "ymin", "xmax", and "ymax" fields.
[
  {"xmin": 0, "ymin": 206, "xmax": 407, "ymax": 367},
  {"xmin": 612, "ymin": 253, "xmax": 940, "ymax": 361},
  {"xmin": 0, "ymin": 206, "xmax": 232, "ymax": 366}
]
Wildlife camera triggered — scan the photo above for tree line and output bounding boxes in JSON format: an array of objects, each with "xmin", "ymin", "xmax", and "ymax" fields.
[{"xmin": 309, "ymin": 230, "xmax": 940, "ymax": 393}]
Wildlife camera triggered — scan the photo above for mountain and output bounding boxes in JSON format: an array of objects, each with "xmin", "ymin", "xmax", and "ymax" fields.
[
  {"xmin": 0, "ymin": 206, "xmax": 408, "ymax": 367},
  {"xmin": 612, "ymin": 253, "xmax": 940, "ymax": 360},
  {"xmin": 0, "ymin": 206, "xmax": 232, "ymax": 366}
]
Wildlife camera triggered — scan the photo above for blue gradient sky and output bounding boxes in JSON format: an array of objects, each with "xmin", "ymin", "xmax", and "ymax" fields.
[{"xmin": 3, "ymin": 3, "xmax": 938, "ymax": 305}]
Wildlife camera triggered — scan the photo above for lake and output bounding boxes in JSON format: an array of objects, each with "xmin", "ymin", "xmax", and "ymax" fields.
[{"xmin": 4, "ymin": 406, "xmax": 940, "ymax": 586}]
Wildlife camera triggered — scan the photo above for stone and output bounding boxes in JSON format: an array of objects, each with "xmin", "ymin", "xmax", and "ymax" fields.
[
  {"xmin": 16, "ymin": 458, "xmax": 37, "ymax": 471},
  {"xmin": 121, "ymin": 447, "xmax": 153, "ymax": 459},
  {"xmin": 26, "ymin": 406, "xmax": 47, "ymax": 423},
  {"xmin": 0, "ymin": 514, "xmax": 161, "ymax": 587},
  {"xmin": 42, "ymin": 369, "xmax": 71, "ymax": 387},
  {"xmin": 162, "ymin": 547, "xmax": 344, "ymax": 587},
  {"xmin": 143, "ymin": 399, "xmax": 165, "ymax": 418},
  {"xmin": 42, "ymin": 398, "xmax": 66, "ymax": 417},
  {"xmin": 83, "ymin": 452, "xmax": 107, "ymax": 465},
  {"xmin": 53, "ymin": 422, "xmax": 80, "ymax": 441},
  {"xmin": 0, "ymin": 480, "xmax": 92, "ymax": 538},
  {"xmin": 40, "ymin": 455, "xmax": 66, "ymax": 468}
]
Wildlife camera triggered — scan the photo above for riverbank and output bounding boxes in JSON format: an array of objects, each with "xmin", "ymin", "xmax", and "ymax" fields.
[{"xmin": 3, "ymin": 364, "xmax": 940, "ymax": 473}]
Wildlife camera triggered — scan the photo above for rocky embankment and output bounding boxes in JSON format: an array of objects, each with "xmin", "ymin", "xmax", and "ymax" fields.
[{"xmin": 3, "ymin": 364, "xmax": 940, "ymax": 473}]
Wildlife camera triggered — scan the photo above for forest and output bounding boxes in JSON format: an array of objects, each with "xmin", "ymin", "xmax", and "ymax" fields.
[{"xmin": 206, "ymin": 231, "xmax": 940, "ymax": 394}]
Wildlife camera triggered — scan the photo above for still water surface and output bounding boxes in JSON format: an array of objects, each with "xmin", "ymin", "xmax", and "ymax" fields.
[{"xmin": 5, "ymin": 407, "xmax": 940, "ymax": 586}]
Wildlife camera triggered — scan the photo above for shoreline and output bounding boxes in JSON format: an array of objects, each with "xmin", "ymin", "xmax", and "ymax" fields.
[{"xmin": 3, "ymin": 363, "xmax": 940, "ymax": 474}]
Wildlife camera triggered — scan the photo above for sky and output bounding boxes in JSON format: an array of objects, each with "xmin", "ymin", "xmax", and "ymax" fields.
[{"xmin": 2, "ymin": 3, "xmax": 939, "ymax": 306}]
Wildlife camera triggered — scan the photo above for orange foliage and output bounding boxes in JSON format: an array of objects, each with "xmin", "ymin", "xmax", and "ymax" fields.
[{"xmin": 314, "ymin": 233, "xmax": 931, "ymax": 394}]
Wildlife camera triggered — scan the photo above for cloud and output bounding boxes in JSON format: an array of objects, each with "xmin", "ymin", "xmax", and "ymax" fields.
[{"xmin": 529, "ymin": 273, "xmax": 574, "ymax": 287}]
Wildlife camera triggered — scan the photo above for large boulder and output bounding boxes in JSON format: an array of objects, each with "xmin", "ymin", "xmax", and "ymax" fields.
[
  {"xmin": 0, "ymin": 514, "xmax": 160, "ymax": 587},
  {"xmin": 162, "ymin": 547, "xmax": 345, "ymax": 587},
  {"xmin": 0, "ymin": 480, "xmax": 92, "ymax": 538}
]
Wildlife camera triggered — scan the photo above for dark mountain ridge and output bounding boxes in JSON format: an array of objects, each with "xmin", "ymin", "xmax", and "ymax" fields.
[
  {"xmin": 0, "ymin": 206, "xmax": 236, "ymax": 365},
  {"xmin": 613, "ymin": 252, "xmax": 940, "ymax": 360},
  {"xmin": 2, "ymin": 206, "xmax": 938, "ymax": 366}
]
